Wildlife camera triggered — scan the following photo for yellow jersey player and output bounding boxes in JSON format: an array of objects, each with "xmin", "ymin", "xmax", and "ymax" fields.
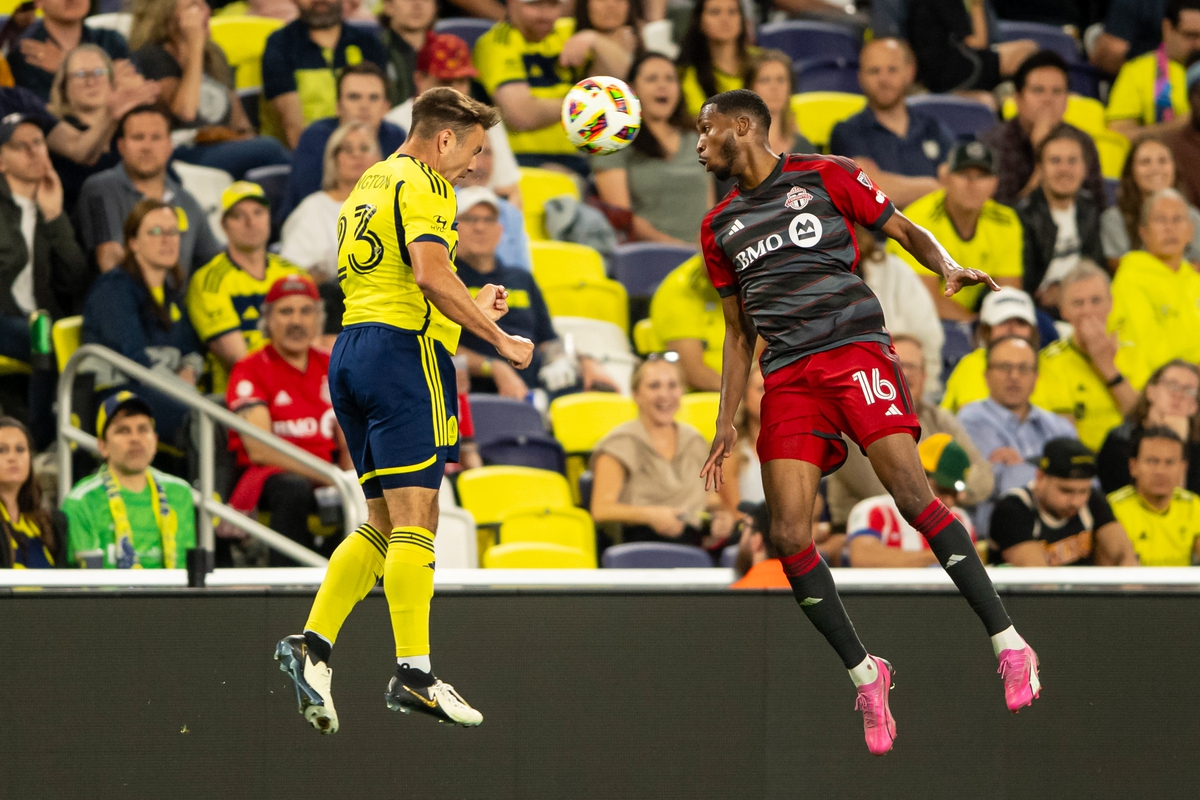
[{"xmin": 274, "ymin": 88, "xmax": 534, "ymax": 733}]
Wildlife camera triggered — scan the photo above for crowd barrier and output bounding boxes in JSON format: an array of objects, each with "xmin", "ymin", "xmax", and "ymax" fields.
[{"xmin": 3, "ymin": 569, "xmax": 1197, "ymax": 799}]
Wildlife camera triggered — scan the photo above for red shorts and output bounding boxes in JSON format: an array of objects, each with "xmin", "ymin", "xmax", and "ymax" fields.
[{"xmin": 758, "ymin": 339, "xmax": 921, "ymax": 474}]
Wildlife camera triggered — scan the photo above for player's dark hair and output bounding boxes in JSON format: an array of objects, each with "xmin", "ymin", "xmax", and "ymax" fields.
[
  {"xmin": 116, "ymin": 104, "xmax": 171, "ymax": 139},
  {"xmin": 575, "ymin": 0, "xmax": 641, "ymax": 34},
  {"xmin": 1131, "ymin": 425, "xmax": 1188, "ymax": 460},
  {"xmin": 984, "ymin": 334, "xmax": 1037, "ymax": 368},
  {"xmin": 701, "ymin": 89, "xmax": 771, "ymax": 134},
  {"xmin": 1012, "ymin": 50, "xmax": 1068, "ymax": 93},
  {"xmin": 1131, "ymin": 360, "xmax": 1200, "ymax": 441},
  {"xmin": 629, "ymin": 52, "xmax": 690, "ymax": 159},
  {"xmin": 1034, "ymin": 122, "xmax": 1084, "ymax": 165},
  {"xmin": 121, "ymin": 198, "xmax": 186, "ymax": 330},
  {"xmin": 410, "ymin": 87, "xmax": 501, "ymax": 142},
  {"xmin": 677, "ymin": 0, "xmax": 751, "ymax": 104},
  {"xmin": 336, "ymin": 61, "xmax": 387, "ymax": 101},
  {"xmin": 1166, "ymin": 0, "xmax": 1200, "ymax": 26}
]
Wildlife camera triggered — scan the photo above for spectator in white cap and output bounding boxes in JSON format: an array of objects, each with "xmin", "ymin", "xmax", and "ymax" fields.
[{"xmin": 941, "ymin": 287, "xmax": 1045, "ymax": 413}]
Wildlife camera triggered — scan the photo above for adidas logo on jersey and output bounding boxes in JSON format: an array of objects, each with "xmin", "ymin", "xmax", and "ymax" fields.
[
  {"xmin": 885, "ymin": 404, "xmax": 902, "ymax": 416},
  {"xmin": 725, "ymin": 219, "xmax": 745, "ymax": 238},
  {"xmin": 275, "ymin": 390, "xmax": 293, "ymax": 406}
]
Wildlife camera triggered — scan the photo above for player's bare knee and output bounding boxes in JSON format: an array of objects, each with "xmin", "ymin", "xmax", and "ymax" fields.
[{"xmin": 769, "ymin": 519, "xmax": 814, "ymax": 557}]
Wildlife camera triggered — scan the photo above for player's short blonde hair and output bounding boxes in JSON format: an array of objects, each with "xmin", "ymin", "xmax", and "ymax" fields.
[{"xmin": 410, "ymin": 87, "xmax": 501, "ymax": 143}]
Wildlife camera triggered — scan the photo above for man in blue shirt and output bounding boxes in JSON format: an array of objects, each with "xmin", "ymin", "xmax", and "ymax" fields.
[
  {"xmin": 453, "ymin": 186, "xmax": 614, "ymax": 398},
  {"xmin": 280, "ymin": 62, "xmax": 404, "ymax": 221},
  {"xmin": 958, "ymin": 335, "xmax": 1078, "ymax": 536},
  {"xmin": 829, "ymin": 38, "xmax": 955, "ymax": 209},
  {"xmin": 261, "ymin": 0, "xmax": 388, "ymax": 149},
  {"xmin": 9, "ymin": 0, "xmax": 130, "ymax": 102}
]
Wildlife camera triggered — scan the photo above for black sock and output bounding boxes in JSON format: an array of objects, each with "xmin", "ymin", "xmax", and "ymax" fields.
[
  {"xmin": 398, "ymin": 665, "xmax": 436, "ymax": 688},
  {"xmin": 303, "ymin": 630, "xmax": 332, "ymax": 664},
  {"xmin": 781, "ymin": 543, "xmax": 869, "ymax": 669},
  {"xmin": 913, "ymin": 501, "xmax": 1012, "ymax": 636}
]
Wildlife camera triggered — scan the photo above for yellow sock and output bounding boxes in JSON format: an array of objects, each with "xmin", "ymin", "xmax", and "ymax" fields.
[
  {"xmin": 304, "ymin": 524, "xmax": 387, "ymax": 645},
  {"xmin": 385, "ymin": 526, "xmax": 436, "ymax": 658}
]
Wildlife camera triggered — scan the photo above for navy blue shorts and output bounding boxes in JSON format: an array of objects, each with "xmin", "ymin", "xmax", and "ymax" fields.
[{"xmin": 328, "ymin": 324, "xmax": 460, "ymax": 496}]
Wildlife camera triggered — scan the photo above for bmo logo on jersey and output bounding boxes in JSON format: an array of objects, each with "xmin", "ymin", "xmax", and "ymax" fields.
[
  {"xmin": 788, "ymin": 213, "xmax": 823, "ymax": 248},
  {"xmin": 734, "ymin": 212, "xmax": 825, "ymax": 269}
]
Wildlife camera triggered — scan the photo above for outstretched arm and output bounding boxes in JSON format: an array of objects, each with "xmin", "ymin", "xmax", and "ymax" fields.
[
  {"xmin": 700, "ymin": 294, "xmax": 756, "ymax": 491},
  {"xmin": 882, "ymin": 211, "xmax": 1000, "ymax": 299}
]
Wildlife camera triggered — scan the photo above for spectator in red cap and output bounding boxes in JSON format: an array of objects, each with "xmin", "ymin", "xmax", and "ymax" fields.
[
  {"xmin": 225, "ymin": 274, "xmax": 354, "ymax": 566},
  {"xmin": 282, "ymin": 62, "xmax": 406, "ymax": 221},
  {"xmin": 387, "ymin": 32, "xmax": 521, "ymax": 202}
]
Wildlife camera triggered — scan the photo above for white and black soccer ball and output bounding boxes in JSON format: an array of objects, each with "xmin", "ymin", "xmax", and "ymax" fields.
[{"xmin": 561, "ymin": 76, "xmax": 642, "ymax": 156}]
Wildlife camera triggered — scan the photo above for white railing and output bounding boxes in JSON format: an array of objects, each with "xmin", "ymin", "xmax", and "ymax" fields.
[{"xmin": 55, "ymin": 344, "xmax": 365, "ymax": 568}]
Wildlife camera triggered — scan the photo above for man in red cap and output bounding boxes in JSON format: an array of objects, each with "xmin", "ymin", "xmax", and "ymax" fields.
[
  {"xmin": 225, "ymin": 274, "xmax": 353, "ymax": 566},
  {"xmin": 385, "ymin": 32, "xmax": 522, "ymax": 203}
]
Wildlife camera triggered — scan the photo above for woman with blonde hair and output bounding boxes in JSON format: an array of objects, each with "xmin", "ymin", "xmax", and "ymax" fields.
[
  {"xmin": 280, "ymin": 121, "xmax": 381, "ymax": 283},
  {"xmin": 746, "ymin": 50, "xmax": 814, "ymax": 157},
  {"xmin": 590, "ymin": 354, "xmax": 735, "ymax": 547},
  {"xmin": 47, "ymin": 43, "xmax": 160, "ymax": 209},
  {"xmin": 0, "ymin": 417, "xmax": 66, "ymax": 569},
  {"xmin": 128, "ymin": 0, "xmax": 290, "ymax": 178}
]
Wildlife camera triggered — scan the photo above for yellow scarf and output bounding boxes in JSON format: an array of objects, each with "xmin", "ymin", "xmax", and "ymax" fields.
[
  {"xmin": 100, "ymin": 466, "xmax": 178, "ymax": 569},
  {"xmin": 0, "ymin": 503, "xmax": 53, "ymax": 568}
]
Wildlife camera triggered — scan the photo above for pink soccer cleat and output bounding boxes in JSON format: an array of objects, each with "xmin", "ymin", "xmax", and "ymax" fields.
[
  {"xmin": 853, "ymin": 656, "xmax": 897, "ymax": 756},
  {"xmin": 998, "ymin": 644, "xmax": 1041, "ymax": 712}
]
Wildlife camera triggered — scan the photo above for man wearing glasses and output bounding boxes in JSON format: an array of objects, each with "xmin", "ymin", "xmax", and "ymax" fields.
[
  {"xmin": 959, "ymin": 335, "xmax": 1078, "ymax": 538},
  {"xmin": 8, "ymin": 0, "xmax": 130, "ymax": 102},
  {"xmin": 0, "ymin": 112, "xmax": 87, "ymax": 447}
]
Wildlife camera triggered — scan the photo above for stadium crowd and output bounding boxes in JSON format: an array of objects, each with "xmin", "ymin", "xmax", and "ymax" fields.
[{"xmin": 1, "ymin": 0, "xmax": 1199, "ymax": 574}]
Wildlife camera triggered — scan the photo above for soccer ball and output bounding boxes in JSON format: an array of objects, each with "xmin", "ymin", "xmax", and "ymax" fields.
[{"xmin": 561, "ymin": 76, "xmax": 642, "ymax": 155}]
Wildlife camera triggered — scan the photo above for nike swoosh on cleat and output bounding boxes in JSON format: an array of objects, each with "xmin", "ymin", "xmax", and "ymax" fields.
[{"xmin": 404, "ymin": 686, "xmax": 438, "ymax": 708}]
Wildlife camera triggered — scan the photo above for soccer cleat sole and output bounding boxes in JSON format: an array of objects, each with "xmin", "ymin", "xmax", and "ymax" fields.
[
  {"xmin": 385, "ymin": 691, "xmax": 481, "ymax": 728},
  {"xmin": 274, "ymin": 641, "xmax": 338, "ymax": 735}
]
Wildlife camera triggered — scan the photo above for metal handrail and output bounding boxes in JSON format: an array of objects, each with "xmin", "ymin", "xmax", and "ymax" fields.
[{"xmin": 55, "ymin": 344, "xmax": 364, "ymax": 567}]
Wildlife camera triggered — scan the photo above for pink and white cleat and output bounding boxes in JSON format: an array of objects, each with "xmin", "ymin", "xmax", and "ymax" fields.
[
  {"xmin": 853, "ymin": 656, "xmax": 897, "ymax": 756},
  {"xmin": 998, "ymin": 644, "xmax": 1041, "ymax": 712}
]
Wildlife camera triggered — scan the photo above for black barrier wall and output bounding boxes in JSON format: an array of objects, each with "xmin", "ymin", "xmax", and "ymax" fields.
[{"xmin": 3, "ymin": 590, "xmax": 1198, "ymax": 799}]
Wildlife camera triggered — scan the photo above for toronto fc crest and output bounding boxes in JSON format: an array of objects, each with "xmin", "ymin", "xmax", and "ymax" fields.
[{"xmin": 785, "ymin": 186, "xmax": 812, "ymax": 211}]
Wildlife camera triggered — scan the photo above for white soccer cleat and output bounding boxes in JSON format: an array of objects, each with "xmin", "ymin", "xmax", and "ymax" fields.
[{"xmin": 275, "ymin": 635, "xmax": 339, "ymax": 734}]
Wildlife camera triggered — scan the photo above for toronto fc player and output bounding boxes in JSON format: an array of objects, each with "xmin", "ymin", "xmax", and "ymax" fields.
[{"xmin": 695, "ymin": 91, "xmax": 1041, "ymax": 756}]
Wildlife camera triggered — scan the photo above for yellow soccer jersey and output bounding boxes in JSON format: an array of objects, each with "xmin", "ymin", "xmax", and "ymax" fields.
[
  {"xmin": 1105, "ymin": 52, "xmax": 1189, "ymax": 126},
  {"xmin": 338, "ymin": 153, "xmax": 462, "ymax": 353},
  {"xmin": 891, "ymin": 190, "xmax": 1024, "ymax": 313},
  {"xmin": 1108, "ymin": 486, "xmax": 1200, "ymax": 566},
  {"xmin": 186, "ymin": 252, "xmax": 303, "ymax": 392},
  {"xmin": 650, "ymin": 255, "xmax": 725, "ymax": 375},
  {"xmin": 679, "ymin": 61, "xmax": 752, "ymax": 119},
  {"xmin": 1031, "ymin": 338, "xmax": 1123, "ymax": 452},
  {"xmin": 1109, "ymin": 250, "xmax": 1200, "ymax": 390},
  {"xmin": 474, "ymin": 17, "xmax": 578, "ymax": 156}
]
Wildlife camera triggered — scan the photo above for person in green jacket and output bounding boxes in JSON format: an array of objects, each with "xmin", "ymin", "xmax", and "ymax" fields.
[{"xmin": 63, "ymin": 391, "xmax": 195, "ymax": 568}]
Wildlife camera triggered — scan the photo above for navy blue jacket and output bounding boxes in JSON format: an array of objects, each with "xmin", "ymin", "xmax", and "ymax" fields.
[{"xmin": 82, "ymin": 268, "xmax": 200, "ymax": 371}]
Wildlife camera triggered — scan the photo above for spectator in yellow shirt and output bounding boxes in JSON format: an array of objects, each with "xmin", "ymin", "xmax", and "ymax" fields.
[
  {"xmin": 1110, "ymin": 188, "xmax": 1200, "ymax": 389},
  {"xmin": 1108, "ymin": 426, "xmax": 1200, "ymax": 565},
  {"xmin": 1105, "ymin": 0, "xmax": 1200, "ymax": 141},
  {"xmin": 676, "ymin": 0, "xmax": 757, "ymax": 119},
  {"xmin": 649, "ymin": 254, "xmax": 723, "ymax": 391},
  {"xmin": 473, "ymin": 0, "xmax": 629, "ymax": 172},
  {"xmin": 891, "ymin": 140, "xmax": 1023, "ymax": 323},
  {"xmin": 1032, "ymin": 262, "xmax": 1138, "ymax": 452},
  {"xmin": 941, "ymin": 288, "xmax": 1041, "ymax": 414}
]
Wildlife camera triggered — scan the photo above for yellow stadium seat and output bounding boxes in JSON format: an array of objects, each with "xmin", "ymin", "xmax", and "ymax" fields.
[
  {"xmin": 210, "ymin": 16, "xmax": 285, "ymax": 91},
  {"xmin": 519, "ymin": 167, "xmax": 580, "ymax": 240},
  {"xmin": 676, "ymin": 392, "xmax": 720, "ymax": 442},
  {"xmin": 529, "ymin": 240, "xmax": 607, "ymax": 287},
  {"xmin": 549, "ymin": 392, "xmax": 637, "ymax": 453},
  {"xmin": 0, "ymin": 356, "xmax": 31, "ymax": 376},
  {"xmin": 540, "ymin": 278, "xmax": 629, "ymax": 333},
  {"xmin": 52, "ymin": 316, "xmax": 83, "ymax": 374},
  {"xmin": 1094, "ymin": 129, "xmax": 1130, "ymax": 179},
  {"xmin": 456, "ymin": 466, "xmax": 573, "ymax": 527},
  {"xmin": 791, "ymin": 92, "xmax": 867, "ymax": 153},
  {"xmin": 499, "ymin": 506, "xmax": 597, "ymax": 565},
  {"xmin": 482, "ymin": 541, "xmax": 592, "ymax": 568},
  {"xmin": 633, "ymin": 318, "xmax": 663, "ymax": 355},
  {"xmin": 1000, "ymin": 94, "xmax": 1108, "ymax": 137}
]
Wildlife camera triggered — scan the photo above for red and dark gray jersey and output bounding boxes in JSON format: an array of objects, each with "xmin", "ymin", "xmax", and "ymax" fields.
[{"xmin": 701, "ymin": 153, "xmax": 898, "ymax": 375}]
